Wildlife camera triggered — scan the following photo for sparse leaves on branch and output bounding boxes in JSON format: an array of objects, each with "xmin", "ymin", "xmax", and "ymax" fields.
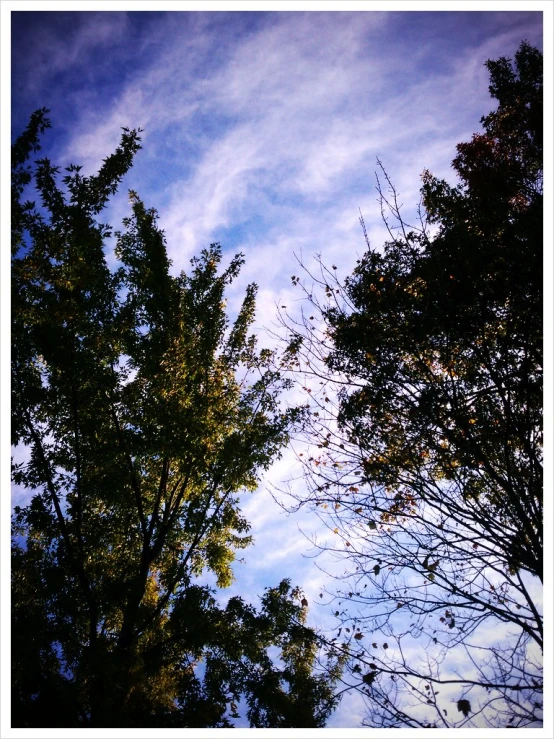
[{"xmin": 280, "ymin": 41, "xmax": 542, "ymax": 729}]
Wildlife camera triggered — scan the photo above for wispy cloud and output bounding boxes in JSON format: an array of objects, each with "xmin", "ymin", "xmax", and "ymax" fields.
[{"xmin": 10, "ymin": 8, "xmax": 544, "ymax": 727}]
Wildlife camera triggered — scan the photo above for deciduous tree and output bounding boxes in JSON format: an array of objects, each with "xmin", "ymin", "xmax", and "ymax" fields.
[
  {"xmin": 11, "ymin": 111, "xmax": 342, "ymax": 728},
  {"xmin": 280, "ymin": 41, "xmax": 542, "ymax": 729}
]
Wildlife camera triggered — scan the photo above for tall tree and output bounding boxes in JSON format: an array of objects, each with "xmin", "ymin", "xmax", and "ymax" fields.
[
  {"xmin": 11, "ymin": 111, "xmax": 342, "ymax": 728},
  {"xmin": 280, "ymin": 41, "xmax": 542, "ymax": 728}
]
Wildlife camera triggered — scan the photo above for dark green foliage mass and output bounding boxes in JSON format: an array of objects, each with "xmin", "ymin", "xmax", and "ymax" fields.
[
  {"xmin": 282, "ymin": 42, "xmax": 542, "ymax": 728},
  {"xmin": 11, "ymin": 111, "xmax": 342, "ymax": 728}
]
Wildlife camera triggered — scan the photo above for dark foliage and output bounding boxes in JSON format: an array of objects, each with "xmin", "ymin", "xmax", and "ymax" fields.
[{"xmin": 280, "ymin": 42, "xmax": 542, "ymax": 728}]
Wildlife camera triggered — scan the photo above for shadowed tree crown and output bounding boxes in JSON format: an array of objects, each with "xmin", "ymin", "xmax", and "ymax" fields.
[{"xmin": 279, "ymin": 41, "xmax": 542, "ymax": 729}]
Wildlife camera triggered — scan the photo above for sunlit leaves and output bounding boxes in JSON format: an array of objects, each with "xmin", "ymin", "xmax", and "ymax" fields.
[{"xmin": 11, "ymin": 113, "xmax": 339, "ymax": 728}]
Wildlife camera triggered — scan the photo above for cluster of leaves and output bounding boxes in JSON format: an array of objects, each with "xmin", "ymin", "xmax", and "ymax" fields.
[
  {"xmin": 279, "ymin": 42, "xmax": 542, "ymax": 728},
  {"xmin": 11, "ymin": 110, "xmax": 342, "ymax": 728}
]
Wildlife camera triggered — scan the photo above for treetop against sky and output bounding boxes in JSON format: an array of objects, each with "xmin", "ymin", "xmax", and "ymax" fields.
[{"xmin": 7, "ymin": 5, "xmax": 547, "ymax": 732}]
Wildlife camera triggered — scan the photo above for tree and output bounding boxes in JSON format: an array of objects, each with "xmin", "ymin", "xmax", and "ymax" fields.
[
  {"xmin": 11, "ymin": 111, "xmax": 343, "ymax": 728},
  {"xmin": 279, "ymin": 41, "xmax": 542, "ymax": 728}
]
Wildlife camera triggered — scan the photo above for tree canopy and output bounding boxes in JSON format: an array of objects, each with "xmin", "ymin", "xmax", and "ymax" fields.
[
  {"xmin": 280, "ymin": 41, "xmax": 542, "ymax": 728},
  {"xmin": 11, "ymin": 110, "xmax": 342, "ymax": 728}
]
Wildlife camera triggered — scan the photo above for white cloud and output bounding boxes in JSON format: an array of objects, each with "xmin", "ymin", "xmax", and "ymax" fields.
[{"xmin": 9, "ymin": 9, "xmax": 545, "ymax": 729}]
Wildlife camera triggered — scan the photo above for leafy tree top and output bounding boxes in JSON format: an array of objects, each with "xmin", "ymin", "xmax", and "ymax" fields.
[
  {"xmin": 278, "ymin": 41, "xmax": 542, "ymax": 729},
  {"xmin": 11, "ymin": 110, "xmax": 341, "ymax": 728}
]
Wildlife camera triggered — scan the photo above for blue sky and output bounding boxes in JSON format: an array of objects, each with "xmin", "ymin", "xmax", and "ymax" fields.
[{"xmin": 6, "ymin": 4, "xmax": 547, "ymax": 733}]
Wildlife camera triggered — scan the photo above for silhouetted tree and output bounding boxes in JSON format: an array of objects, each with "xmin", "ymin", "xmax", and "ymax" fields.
[
  {"xmin": 279, "ymin": 41, "xmax": 542, "ymax": 728},
  {"xmin": 11, "ymin": 111, "xmax": 343, "ymax": 728}
]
